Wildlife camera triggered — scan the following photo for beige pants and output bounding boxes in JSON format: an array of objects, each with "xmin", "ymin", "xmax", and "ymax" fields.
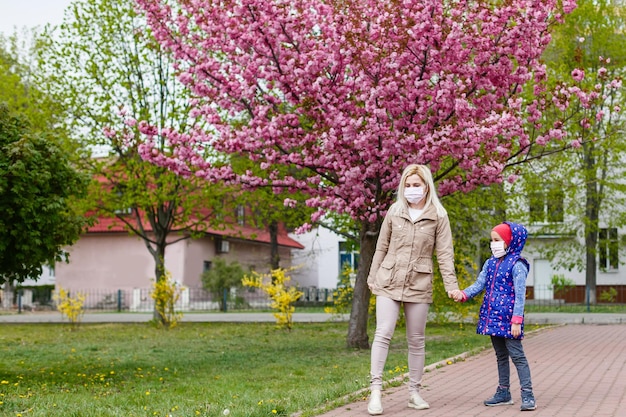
[{"xmin": 370, "ymin": 296, "xmax": 429, "ymax": 394}]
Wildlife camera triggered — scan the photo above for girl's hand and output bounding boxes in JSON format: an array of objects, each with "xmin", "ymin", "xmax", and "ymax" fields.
[{"xmin": 511, "ymin": 323, "xmax": 522, "ymax": 338}]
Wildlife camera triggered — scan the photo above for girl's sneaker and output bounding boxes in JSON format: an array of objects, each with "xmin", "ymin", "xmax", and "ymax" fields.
[
  {"xmin": 484, "ymin": 387, "xmax": 514, "ymax": 406},
  {"xmin": 520, "ymin": 391, "xmax": 536, "ymax": 411}
]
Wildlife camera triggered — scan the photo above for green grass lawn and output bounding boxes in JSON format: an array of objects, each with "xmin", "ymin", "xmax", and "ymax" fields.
[{"xmin": 0, "ymin": 321, "xmax": 494, "ymax": 417}]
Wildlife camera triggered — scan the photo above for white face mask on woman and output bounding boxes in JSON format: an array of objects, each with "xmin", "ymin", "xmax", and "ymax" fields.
[
  {"xmin": 404, "ymin": 186, "xmax": 425, "ymax": 204},
  {"xmin": 490, "ymin": 241, "xmax": 507, "ymax": 258}
]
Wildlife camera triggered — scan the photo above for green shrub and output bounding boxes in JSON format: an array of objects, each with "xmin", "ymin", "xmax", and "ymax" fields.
[
  {"xmin": 550, "ymin": 274, "xmax": 575, "ymax": 298},
  {"xmin": 201, "ymin": 258, "xmax": 245, "ymax": 311},
  {"xmin": 431, "ymin": 253, "xmax": 478, "ymax": 324},
  {"xmin": 599, "ymin": 287, "xmax": 617, "ymax": 303}
]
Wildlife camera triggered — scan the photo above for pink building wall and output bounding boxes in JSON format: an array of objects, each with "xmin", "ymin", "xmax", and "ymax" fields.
[{"xmin": 55, "ymin": 233, "xmax": 298, "ymax": 292}]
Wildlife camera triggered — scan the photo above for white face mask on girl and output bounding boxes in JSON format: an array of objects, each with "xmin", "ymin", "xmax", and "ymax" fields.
[
  {"xmin": 490, "ymin": 241, "xmax": 507, "ymax": 258},
  {"xmin": 404, "ymin": 186, "xmax": 425, "ymax": 204}
]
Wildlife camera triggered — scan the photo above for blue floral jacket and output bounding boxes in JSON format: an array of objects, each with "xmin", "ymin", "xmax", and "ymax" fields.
[{"xmin": 463, "ymin": 221, "xmax": 530, "ymax": 339}]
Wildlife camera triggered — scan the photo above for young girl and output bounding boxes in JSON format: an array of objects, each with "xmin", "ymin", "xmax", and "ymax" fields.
[{"xmin": 455, "ymin": 221, "xmax": 536, "ymax": 411}]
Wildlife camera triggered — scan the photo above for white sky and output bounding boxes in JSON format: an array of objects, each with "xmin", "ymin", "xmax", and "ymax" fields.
[{"xmin": 0, "ymin": 0, "xmax": 73, "ymax": 36}]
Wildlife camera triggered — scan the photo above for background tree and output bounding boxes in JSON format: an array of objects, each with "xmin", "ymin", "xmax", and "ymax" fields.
[
  {"xmin": 35, "ymin": 0, "xmax": 233, "ymax": 324},
  {"xmin": 507, "ymin": 0, "xmax": 626, "ymax": 304},
  {"xmin": 136, "ymin": 0, "xmax": 578, "ymax": 348},
  {"xmin": 229, "ymin": 157, "xmax": 315, "ymax": 270},
  {"xmin": 0, "ymin": 35, "xmax": 87, "ymax": 286},
  {"xmin": 0, "ymin": 105, "xmax": 88, "ymax": 285}
]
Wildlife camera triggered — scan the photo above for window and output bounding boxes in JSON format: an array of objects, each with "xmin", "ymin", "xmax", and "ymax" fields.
[
  {"xmin": 203, "ymin": 261, "xmax": 212, "ymax": 272},
  {"xmin": 528, "ymin": 187, "xmax": 564, "ymax": 223},
  {"xmin": 235, "ymin": 205, "xmax": 245, "ymax": 226},
  {"xmin": 339, "ymin": 241, "xmax": 359, "ymax": 272},
  {"xmin": 215, "ymin": 237, "xmax": 230, "ymax": 254},
  {"xmin": 599, "ymin": 228, "xmax": 619, "ymax": 271}
]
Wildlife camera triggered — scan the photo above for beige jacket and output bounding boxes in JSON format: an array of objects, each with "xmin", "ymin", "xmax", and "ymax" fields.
[{"xmin": 367, "ymin": 203, "xmax": 459, "ymax": 303}]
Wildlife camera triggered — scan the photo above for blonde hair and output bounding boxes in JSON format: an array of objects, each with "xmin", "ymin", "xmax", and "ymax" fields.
[{"xmin": 389, "ymin": 164, "xmax": 447, "ymax": 217}]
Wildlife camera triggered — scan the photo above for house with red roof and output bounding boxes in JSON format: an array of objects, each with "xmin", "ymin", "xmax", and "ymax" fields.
[{"xmin": 44, "ymin": 209, "xmax": 304, "ymax": 310}]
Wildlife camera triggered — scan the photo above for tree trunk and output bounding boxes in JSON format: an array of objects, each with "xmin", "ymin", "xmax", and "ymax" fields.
[
  {"xmin": 152, "ymin": 239, "xmax": 167, "ymax": 323},
  {"xmin": 347, "ymin": 219, "xmax": 381, "ymax": 349},
  {"xmin": 583, "ymin": 145, "xmax": 598, "ymax": 306},
  {"xmin": 269, "ymin": 220, "xmax": 280, "ymax": 271}
]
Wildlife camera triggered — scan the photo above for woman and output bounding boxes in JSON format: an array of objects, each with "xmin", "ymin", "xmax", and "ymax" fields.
[{"xmin": 367, "ymin": 164, "xmax": 459, "ymax": 415}]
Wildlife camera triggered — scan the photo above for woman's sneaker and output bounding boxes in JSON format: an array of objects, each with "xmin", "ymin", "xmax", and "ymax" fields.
[
  {"xmin": 484, "ymin": 387, "xmax": 514, "ymax": 406},
  {"xmin": 520, "ymin": 391, "xmax": 536, "ymax": 411},
  {"xmin": 367, "ymin": 389, "xmax": 383, "ymax": 415},
  {"xmin": 408, "ymin": 392, "xmax": 430, "ymax": 410}
]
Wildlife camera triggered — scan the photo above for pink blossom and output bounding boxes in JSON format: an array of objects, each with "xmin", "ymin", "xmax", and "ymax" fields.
[
  {"xmin": 571, "ymin": 68, "xmax": 585, "ymax": 82},
  {"xmin": 283, "ymin": 198, "xmax": 297, "ymax": 208},
  {"xmin": 507, "ymin": 174, "xmax": 519, "ymax": 184},
  {"xmin": 580, "ymin": 118, "xmax": 591, "ymax": 129},
  {"xmin": 294, "ymin": 223, "xmax": 312, "ymax": 235},
  {"xmin": 103, "ymin": 127, "xmax": 117, "ymax": 139},
  {"xmin": 562, "ymin": 1, "xmax": 578, "ymax": 14},
  {"xmin": 135, "ymin": 0, "xmax": 575, "ymax": 224},
  {"xmin": 124, "ymin": 118, "xmax": 137, "ymax": 127}
]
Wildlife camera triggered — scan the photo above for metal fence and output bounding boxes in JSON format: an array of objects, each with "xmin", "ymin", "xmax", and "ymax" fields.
[
  {"xmin": 3, "ymin": 284, "xmax": 625, "ymax": 313},
  {"xmin": 529, "ymin": 284, "xmax": 626, "ymax": 305},
  {"xmin": 2, "ymin": 286, "xmax": 336, "ymax": 313}
]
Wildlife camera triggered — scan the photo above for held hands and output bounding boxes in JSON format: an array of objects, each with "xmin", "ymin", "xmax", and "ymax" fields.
[{"xmin": 447, "ymin": 289, "xmax": 464, "ymax": 302}]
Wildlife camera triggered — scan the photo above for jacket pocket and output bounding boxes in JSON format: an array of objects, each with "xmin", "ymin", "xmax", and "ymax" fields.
[
  {"xmin": 377, "ymin": 259, "xmax": 396, "ymax": 287},
  {"xmin": 413, "ymin": 263, "xmax": 432, "ymax": 274},
  {"xmin": 409, "ymin": 263, "xmax": 433, "ymax": 292}
]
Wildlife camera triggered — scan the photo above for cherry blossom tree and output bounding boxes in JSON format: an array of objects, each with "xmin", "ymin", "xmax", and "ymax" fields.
[{"xmin": 136, "ymin": 0, "xmax": 577, "ymax": 348}]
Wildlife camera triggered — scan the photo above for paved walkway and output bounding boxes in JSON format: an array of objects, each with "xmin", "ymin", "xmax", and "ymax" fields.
[{"xmin": 314, "ymin": 323, "xmax": 626, "ymax": 417}]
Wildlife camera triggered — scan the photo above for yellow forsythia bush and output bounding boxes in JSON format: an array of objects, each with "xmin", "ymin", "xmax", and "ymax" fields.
[
  {"xmin": 150, "ymin": 271, "xmax": 183, "ymax": 329},
  {"xmin": 53, "ymin": 286, "xmax": 86, "ymax": 330},
  {"xmin": 242, "ymin": 268, "xmax": 303, "ymax": 330},
  {"xmin": 325, "ymin": 264, "xmax": 377, "ymax": 323}
]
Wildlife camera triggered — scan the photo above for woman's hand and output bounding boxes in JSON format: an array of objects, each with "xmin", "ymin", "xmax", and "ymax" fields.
[{"xmin": 448, "ymin": 289, "xmax": 463, "ymax": 302}]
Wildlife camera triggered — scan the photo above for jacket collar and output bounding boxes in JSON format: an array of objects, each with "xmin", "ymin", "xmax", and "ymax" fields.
[{"xmin": 400, "ymin": 203, "xmax": 438, "ymax": 221}]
